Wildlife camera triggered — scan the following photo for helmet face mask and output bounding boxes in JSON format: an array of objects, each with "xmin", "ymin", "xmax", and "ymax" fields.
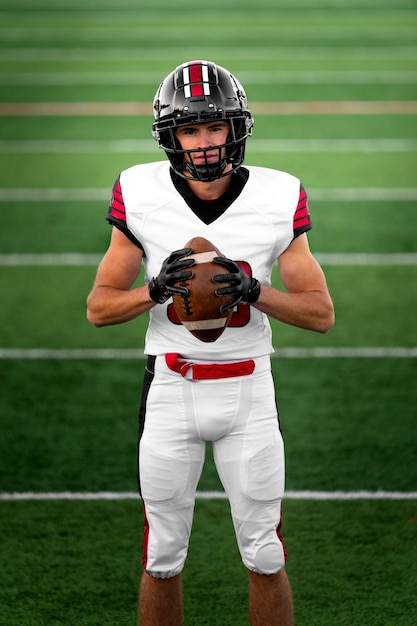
[{"xmin": 152, "ymin": 61, "xmax": 253, "ymax": 182}]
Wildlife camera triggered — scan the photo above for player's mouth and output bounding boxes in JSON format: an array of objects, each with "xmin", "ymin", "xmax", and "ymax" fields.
[{"xmin": 193, "ymin": 150, "xmax": 219, "ymax": 163}]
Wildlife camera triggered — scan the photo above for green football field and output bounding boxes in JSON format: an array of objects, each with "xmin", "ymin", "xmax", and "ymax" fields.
[{"xmin": 1, "ymin": 0, "xmax": 416, "ymax": 624}]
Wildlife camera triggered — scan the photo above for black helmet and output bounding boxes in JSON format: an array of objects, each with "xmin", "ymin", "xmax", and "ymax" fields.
[{"xmin": 152, "ymin": 60, "xmax": 253, "ymax": 182}]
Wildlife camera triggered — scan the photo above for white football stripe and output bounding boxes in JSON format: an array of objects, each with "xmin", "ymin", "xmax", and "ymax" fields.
[
  {"xmin": 189, "ymin": 251, "xmax": 218, "ymax": 264},
  {"xmin": 182, "ymin": 318, "xmax": 228, "ymax": 331},
  {"xmin": 182, "ymin": 65, "xmax": 191, "ymax": 99}
]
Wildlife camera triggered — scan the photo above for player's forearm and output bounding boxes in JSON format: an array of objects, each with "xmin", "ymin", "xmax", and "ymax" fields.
[
  {"xmin": 254, "ymin": 285, "xmax": 335, "ymax": 334},
  {"xmin": 86, "ymin": 284, "xmax": 155, "ymax": 327}
]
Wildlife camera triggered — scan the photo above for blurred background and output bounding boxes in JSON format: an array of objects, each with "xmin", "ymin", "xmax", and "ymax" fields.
[{"xmin": 0, "ymin": 1, "xmax": 416, "ymax": 624}]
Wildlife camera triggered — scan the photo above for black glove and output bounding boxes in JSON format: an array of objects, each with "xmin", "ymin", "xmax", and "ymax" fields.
[
  {"xmin": 212, "ymin": 257, "xmax": 261, "ymax": 313},
  {"xmin": 149, "ymin": 248, "xmax": 195, "ymax": 304}
]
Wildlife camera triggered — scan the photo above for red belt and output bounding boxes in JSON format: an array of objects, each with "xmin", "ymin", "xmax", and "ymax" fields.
[{"xmin": 165, "ymin": 353, "xmax": 255, "ymax": 380}]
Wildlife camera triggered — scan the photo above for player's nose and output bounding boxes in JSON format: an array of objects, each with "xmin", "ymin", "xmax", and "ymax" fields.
[{"xmin": 197, "ymin": 130, "xmax": 212, "ymax": 148}]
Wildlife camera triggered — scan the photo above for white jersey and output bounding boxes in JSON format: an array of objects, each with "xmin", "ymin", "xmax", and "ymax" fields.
[{"xmin": 108, "ymin": 160, "xmax": 311, "ymax": 360}]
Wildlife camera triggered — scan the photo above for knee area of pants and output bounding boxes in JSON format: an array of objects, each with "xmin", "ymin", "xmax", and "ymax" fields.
[
  {"xmin": 145, "ymin": 567, "xmax": 182, "ymax": 579},
  {"xmin": 253, "ymin": 542, "xmax": 285, "ymax": 575}
]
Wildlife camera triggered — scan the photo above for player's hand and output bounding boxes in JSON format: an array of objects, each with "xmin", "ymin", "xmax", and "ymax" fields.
[
  {"xmin": 149, "ymin": 248, "xmax": 195, "ymax": 303},
  {"xmin": 212, "ymin": 257, "xmax": 261, "ymax": 313}
]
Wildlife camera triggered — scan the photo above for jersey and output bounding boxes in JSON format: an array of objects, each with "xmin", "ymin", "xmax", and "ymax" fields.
[{"xmin": 107, "ymin": 161, "xmax": 312, "ymax": 360}]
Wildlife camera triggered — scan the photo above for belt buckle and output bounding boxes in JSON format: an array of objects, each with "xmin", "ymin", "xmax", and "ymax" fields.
[{"xmin": 180, "ymin": 361, "xmax": 194, "ymax": 379}]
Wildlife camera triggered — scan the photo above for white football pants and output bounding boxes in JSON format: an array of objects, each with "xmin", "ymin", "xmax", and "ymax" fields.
[{"xmin": 138, "ymin": 354, "xmax": 287, "ymax": 578}]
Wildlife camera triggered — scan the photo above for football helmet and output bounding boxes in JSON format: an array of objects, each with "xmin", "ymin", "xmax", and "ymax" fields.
[{"xmin": 152, "ymin": 60, "xmax": 253, "ymax": 182}]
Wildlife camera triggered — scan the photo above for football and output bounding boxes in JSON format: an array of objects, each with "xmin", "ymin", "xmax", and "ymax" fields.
[{"xmin": 172, "ymin": 236, "xmax": 233, "ymax": 342}]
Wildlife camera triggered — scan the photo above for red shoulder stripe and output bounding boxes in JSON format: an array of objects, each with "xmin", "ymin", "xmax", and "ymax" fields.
[
  {"xmin": 108, "ymin": 178, "xmax": 126, "ymax": 223},
  {"xmin": 293, "ymin": 185, "xmax": 312, "ymax": 232}
]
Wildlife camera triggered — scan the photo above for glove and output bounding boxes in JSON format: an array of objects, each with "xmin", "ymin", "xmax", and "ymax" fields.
[
  {"xmin": 212, "ymin": 257, "xmax": 261, "ymax": 313},
  {"xmin": 149, "ymin": 248, "xmax": 195, "ymax": 304}
]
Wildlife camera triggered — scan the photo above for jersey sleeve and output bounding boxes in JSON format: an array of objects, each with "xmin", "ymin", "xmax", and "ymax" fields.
[
  {"xmin": 106, "ymin": 175, "xmax": 144, "ymax": 250},
  {"xmin": 293, "ymin": 183, "xmax": 312, "ymax": 238}
]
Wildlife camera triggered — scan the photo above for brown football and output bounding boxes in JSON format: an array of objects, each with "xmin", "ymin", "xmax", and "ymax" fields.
[{"xmin": 172, "ymin": 236, "xmax": 233, "ymax": 342}]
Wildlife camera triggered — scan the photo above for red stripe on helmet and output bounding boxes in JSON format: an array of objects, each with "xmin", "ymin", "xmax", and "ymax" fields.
[{"xmin": 189, "ymin": 63, "xmax": 204, "ymax": 96}]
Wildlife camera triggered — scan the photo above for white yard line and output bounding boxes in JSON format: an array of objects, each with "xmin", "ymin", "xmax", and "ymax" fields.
[
  {"xmin": 1, "ymin": 490, "xmax": 416, "ymax": 501},
  {"xmin": 314, "ymin": 253, "xmax": 417, "ymax": 265},
  {"xmin": 1, "ymin": 47, "xmax": 416, "ymax": 62},
  {"xmin": 0, "ymin": 253, "xmax": 104, "ymax": 265},
  {"xmin": 1, "ymin": 101, "xmax": 417, "ymax": 116},
  {"xmin": 1, "ymin": 253, "xmax": 417, "ymax": 267},
  {"xmin": 249, "ymin": 139, "xmax": 417, "ymax": 152},
  {"xmin": 1, "ymin": 70, "xmax": 416, "ymax": 85},
  {"xmin": 0, "ymin": 348, "xmax": 416, "ymax": 360},
  {"xmin": 1, "ymin": 138, "xmax": 416, "ymax": 153},
  {"xmin": 1, "ymin": 188, "xmax": 417, "ymax": 202},
  {"xmin": 1, "ymin": 25, "xmax": 415, "ymax": 42}
]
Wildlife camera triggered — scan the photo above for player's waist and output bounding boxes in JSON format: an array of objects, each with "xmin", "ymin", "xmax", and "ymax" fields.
[{"xmin": 155, "ymin": 353, "xmax": 271, "ymax": 381}]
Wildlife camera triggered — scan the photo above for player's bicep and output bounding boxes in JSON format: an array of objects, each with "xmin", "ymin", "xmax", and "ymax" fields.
[
  {"xmin": 93, "ymin": 227, "xmax": 144, "ymax": 291},
  {"xmin": 278, "ymin": 233, "xmax": 328, "ymax": 294}
]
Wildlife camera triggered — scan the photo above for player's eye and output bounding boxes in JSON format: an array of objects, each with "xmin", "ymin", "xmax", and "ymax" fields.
[{"xmin": 178, "ymin": 127, "xmax": 197, "ymax": 136}]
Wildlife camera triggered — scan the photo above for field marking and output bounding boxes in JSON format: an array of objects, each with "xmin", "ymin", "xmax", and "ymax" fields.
[
  {"xmin": 1, "ymin": 491, "xmax": 416, "ymax": 501},
  {"xmin": 0, "ymin": 253, "xmax": 102, "ymax": 265},
  {"xmin": 315, "ymin": 253, "xmax": 417, "ymax": 265},
  {"xmin": 1, "ymin": 253, "xmax": 417, "ymax": 267},
  {"xmin": 1, "ymin": 47, "xmax": 416, "ymax": 62},
  {"xmin": 1, "ymin": 138, "xmax": 416, "ymax": 153},
  {"xmin": 1, "ymin": 26, "xmax": 416, "ymax": 43},
  {"xmin": 1, "ymin": 71, "xmax": 416, "ymax": 86},
  {"xmin": 2, "ymin": 188, "xmax": 417, "ymax": 202},
  {"xmin": 1, "ymin": 101, "xmax": 417, "ymax": 116},
  {"xmin": 0, "ymin": 348, "xmax": 416, "ymax": 360}
]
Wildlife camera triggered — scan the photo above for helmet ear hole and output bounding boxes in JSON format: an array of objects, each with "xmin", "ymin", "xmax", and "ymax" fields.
[{"xmin": 152, "ymin": 60, "xmax": 253, "ymax": 182}]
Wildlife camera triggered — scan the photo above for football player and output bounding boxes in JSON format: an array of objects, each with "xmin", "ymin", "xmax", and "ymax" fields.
[{"xmin": 87, "ymin": 60, "xmax": 334, "ymax": 626}]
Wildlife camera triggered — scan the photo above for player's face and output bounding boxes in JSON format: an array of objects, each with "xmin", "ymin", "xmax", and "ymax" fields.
[{"xmin": 175, "ymin": 121, "xmax": 230, "ymax": 166}]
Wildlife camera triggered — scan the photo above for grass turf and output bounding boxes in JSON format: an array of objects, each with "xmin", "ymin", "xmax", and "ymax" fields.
[
  {"xmin": 0, "ymin": 499, "xmax": 416, "ymax": 625},
  {"xmin": 1, "ymin": 0, "xmax": 416, "ymax": 623},
  {"xmin": 1, "ymin": 359, "xmax": 416, "ymax": 493}
]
